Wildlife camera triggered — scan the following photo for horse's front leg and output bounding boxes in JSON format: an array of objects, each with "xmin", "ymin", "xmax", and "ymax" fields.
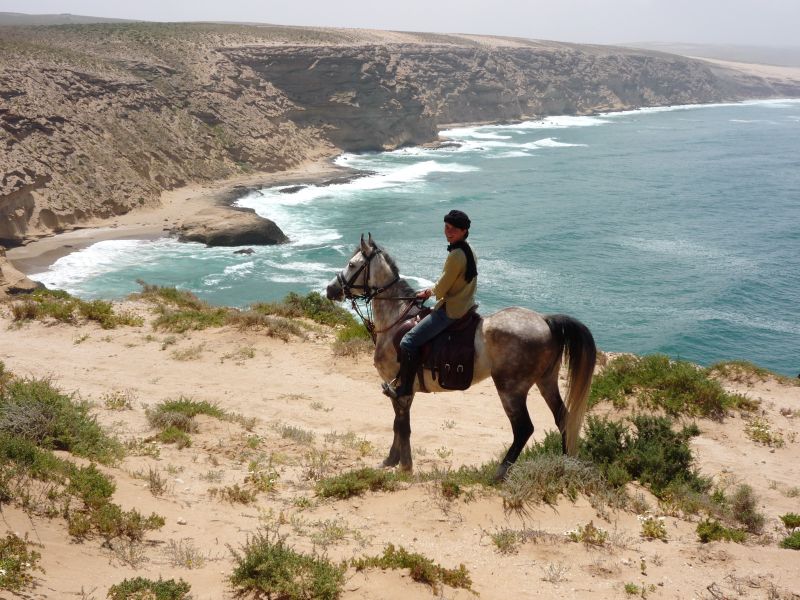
[{"xmin": 382, "ymin": 393, "xmax": 414, "ymax": 472}]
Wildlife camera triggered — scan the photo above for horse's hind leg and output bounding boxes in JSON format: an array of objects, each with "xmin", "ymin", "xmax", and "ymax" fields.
[
  {"xmin": 536, "ymin": 365, "xmax": 568, "ymax": 455},
  {"xmin": 494, "ymin": 383, "xmax": 534, "ymax": 481},
  {"xmin": 381, "ymin": 394, "xmax": 414, "ymax": 472}
]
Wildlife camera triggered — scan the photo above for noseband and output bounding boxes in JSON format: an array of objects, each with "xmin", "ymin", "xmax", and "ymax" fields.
[{"xmin": 336, "ymin": 248, "xmax": 398, "ymax": 301}]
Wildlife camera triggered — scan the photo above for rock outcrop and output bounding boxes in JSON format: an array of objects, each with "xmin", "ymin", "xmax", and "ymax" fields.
[
  {"xmin": 0, "ymin": 246, "xmax": 39, "ymax": 296},
  {"xmin": 2, "ymin": 24, "xmax": 799, "ymax": 245},
  {"xmin": 177, "ymin": 206, "xmax": 288, "ymax": 246}
]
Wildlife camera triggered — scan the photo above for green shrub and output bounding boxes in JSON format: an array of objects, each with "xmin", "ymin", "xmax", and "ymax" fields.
[
  {"xmin": 589, "ymin": 354, "xmax": 756, "ymax": 417},
  {"xmin": 780, "ymin": 513, "xmax": 800, "ymax": 530},
  {"xmin": 0, "ymin": 372, "xmax": 122, "ymax": 464},
  {"xmin": 729, "ymin": 484, "xmax": 765, "ymax": 534},
  {"xmin": 352, "ymin": 544, "xmax": 472, "ymax": 594},
  {"xmin": 67, "ymin": 464, "xmax": 115, "ymax": 510},
  {"xmin": 335, "ymin": 321, "xmax": 371, "ymax": 343},
  {"xmin": 501, "ymin": 454, "xmax": 609, "ymax": 512},
  {"xmin": 156, "ymin": 426, "xmax": 192, "ymax": 448},
  {"xmin": 696, "ymin": 519, "xmax": 747, "ymax": 543},
  {"xmin": 780, "ymin": 531, "xmax": 800, "ymax": 550},
  {"xmin": 107, "ymin": 576, "xmax": 191, "ymax": 600},
  {"xmin": 316, "ymin": 467, "xmax": 402, "ymax": 499},
  {"xmin": 10, "ymin": 289, "xmax": 142, "ymax": 329},
  {"xmin": 709, "ymin": 360, "xmax": 799, "ymax": 387},
  {"xmin": 252, "ymin": 292, "xmax": 356, "ymax": 327},
  {"xmin": 153, "ymin": 306, "xmax": 229, "ymax": 332},
  {"xmin": 229, "ymin": 528, "xmax": 345, "ymax": 600},
  {"xmin": 131, "ymin": 281, "xmax": 206, "ymax": 310},
  {"xmin": 0, "ymin": 533, "xmax": 43, "ymax": 593},
  {"xmin": 580, "ymin": 415, "xmax": 709, "ymax": 499}
]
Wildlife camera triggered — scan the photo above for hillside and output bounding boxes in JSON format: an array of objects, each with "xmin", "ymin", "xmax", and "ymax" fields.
[
  {"xmin": 2, "ymin": 23, "xmax": 799, "ymax": 246},
  {"xmin": 0, "ymin": 295, "xmax": 798, "ymax": 599}
]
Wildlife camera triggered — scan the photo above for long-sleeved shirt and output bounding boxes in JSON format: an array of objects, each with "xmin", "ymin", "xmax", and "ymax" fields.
[{"xmin": 432, "ymin": 247, "xmax": 477, "ymax": 319}]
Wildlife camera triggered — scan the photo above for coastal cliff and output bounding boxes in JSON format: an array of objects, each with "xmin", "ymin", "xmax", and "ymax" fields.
[{"xmin": 2, "ymin": 24, "xmax": 799, "ymax": 245}]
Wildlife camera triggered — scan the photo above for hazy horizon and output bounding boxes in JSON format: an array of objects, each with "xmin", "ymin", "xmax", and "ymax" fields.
[{"xmin": 1, "ymin": 1, "xmax": 799, "ymax": 47}]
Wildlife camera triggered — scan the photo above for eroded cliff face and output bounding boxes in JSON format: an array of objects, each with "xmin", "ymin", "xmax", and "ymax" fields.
[{"xmin": 1, "ymin": 24, "xmax": 798, "ymax": 245}]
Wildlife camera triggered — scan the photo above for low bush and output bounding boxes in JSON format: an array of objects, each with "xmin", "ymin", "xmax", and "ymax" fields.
[
  {"xmin": 315, "ymin": 467, "xmax": 404, "ymax": 499},
  {"xmin": 252, "ymin": 291, "xmax": 355, "ymax": 327},
  {"xmin": 729, "ymin": 484, "xmax": 765, "ymax": 534},
  {"xmin": 229, "ymin": 528, "xmax": 345, "ymax": 600},
  {"xmin": 351, "ymin": 544, "xmax": 472, "ymax": 595},
  {"xmin": 708, "ymin": 360, "xmax": 799, "ymax": 387},
  {"xmin": 780, "ymin": 513, "xmax": 800, "ymax": 530},
  {"xmin": 780, "ymin": 531, "xmax": 800, "ymax": 550},
  {"xmin": 580, "ymin": 414, "xmax": 709, "ymax": 499},
  {"xmin": 0, "ymin": 365, "xmax": 123, "ymax": 464},
  {"xmin": 107, "ymin": 576, "xmax": 191, "ymax": 600},
  {"xmin": 501, "ymin": 454, "xmax": 610, "ymax": 512},
  {"xmin": 589, "ymin": 354, "xmax": 757, "ymax": 418},
  {"xmin": 10, "ymin": 289, "xmax": 142, "ymax": 329},
  {"xmin": 696, "ymin": 519, "xmax": 747, "ymax": 543},
  {"xmin": 146, "ymin": 397, "xmax": 230, "ymax": 446},
  {"xmin": 0, "ymin": 533, "xmax": 43, "ymax": 593}
]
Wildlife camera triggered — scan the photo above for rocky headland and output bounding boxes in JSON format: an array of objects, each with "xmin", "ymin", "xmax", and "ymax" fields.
[{"xmin": 2, "ymin": 23, "xmax": 800, "ymax": 250}]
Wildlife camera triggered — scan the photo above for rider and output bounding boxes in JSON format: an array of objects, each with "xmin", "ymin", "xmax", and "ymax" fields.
[{"xmin": 382, "ymin": 209, "xmax": 478, "ymax": 400}]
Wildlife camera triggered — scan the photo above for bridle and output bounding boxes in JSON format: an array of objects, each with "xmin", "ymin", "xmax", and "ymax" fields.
[{"xmin": 335, "ymin": 248, "xmax": 421, "ymax": 342}]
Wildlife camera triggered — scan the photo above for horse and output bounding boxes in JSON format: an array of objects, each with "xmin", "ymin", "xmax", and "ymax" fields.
[{"xmin": 326, "ymin": 234, "xmax": 597, "ymax": 480}]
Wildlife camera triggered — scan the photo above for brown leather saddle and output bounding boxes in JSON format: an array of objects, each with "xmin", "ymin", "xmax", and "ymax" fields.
[{"xmin": 392, "ymin": 305, "xmax": 482, "ymax": 391}]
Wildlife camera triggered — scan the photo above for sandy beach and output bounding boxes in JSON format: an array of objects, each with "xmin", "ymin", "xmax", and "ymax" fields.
[{"xmin": 5, "ymin": 158, "xmax": 354, "ymax": 276}]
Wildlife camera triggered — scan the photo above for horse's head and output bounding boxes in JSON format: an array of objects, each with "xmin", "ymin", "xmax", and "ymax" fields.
[{"xmin": 326, "ymin": 233, "xmax": 396, "ymax": 301}]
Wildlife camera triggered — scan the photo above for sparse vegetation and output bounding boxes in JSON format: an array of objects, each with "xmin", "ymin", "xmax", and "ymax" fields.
[
  {"xmin": 780, "ymin": 513, "xmax": 800, "ymax": 530},
  {"xmin": 163, "ymin": 538, "xmax": 208, "ymax": 569},
  {"xmin": 580, "ymin": 414, "xmax": 709, "ymax": 500},
  {"xmin": 107, "ymin": 576, "xmax": 191, "ymax": 600},
  {"xmin": 709, "ymin": 360, "xmax": 799, "ymax": 386},
  {"xmin": 589, "ymin": 354, "xmax": 757, "ymax": 418},
  {"xmin": 638, "ymin": 514, "xmax": 668, "ymax": 541},
  {"xmin": 501, "ymin": 453, "xmax": 614, "ymax": 514},
  {"xmin": 0, "ymin": 533, "xmax": 43, "ymax": 593},
  {"xmin": 565, "ymin": 521, "xmax": 608, "ymax": 547},
  {"xmin": 352, "ymin": 544, "xmax": 472, "ymax": 595},
  {"xmin": 10, "ymin": 289, "xmax": 143, "ymax": 329},
  {"xmin": 229, "ymin": 528, "xmax": 345, "ymax": 600},
  {"xmin": 744, "ymin": 416, "xmax": 785, "ymax": 447},
  {"xmin": 696, "ymin": 519, "xmax": 747, "ymax": 543},
  {"xmin": 780, "ymin": 531, "xmax": 800, "ymax": 550},
  {"xmin": 145, "ymin": 397, "xmax": 231, "ymax": 446},
  {"xmin": 209, "ymin": 483, "xmax": 258, "ymax": 504},
  {"xmin": 315, "ymin": 467, "xmax": 405, "ymax": 499}
]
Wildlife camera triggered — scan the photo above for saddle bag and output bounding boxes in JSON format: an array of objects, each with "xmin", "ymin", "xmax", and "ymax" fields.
[{"xmin": 427, "ymin": 309, "xmax": 481, "ymax": 390}]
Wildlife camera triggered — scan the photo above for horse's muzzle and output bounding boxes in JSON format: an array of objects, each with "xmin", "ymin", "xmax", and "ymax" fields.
[{"xmin": 326, "ymin": 278, "xmax": 343, "ymax": 301}]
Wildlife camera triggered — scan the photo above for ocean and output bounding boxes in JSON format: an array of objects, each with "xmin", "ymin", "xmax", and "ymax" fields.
[{"xmin": 31, "ymin": 100, "xmax": 800, "ymax": 376}]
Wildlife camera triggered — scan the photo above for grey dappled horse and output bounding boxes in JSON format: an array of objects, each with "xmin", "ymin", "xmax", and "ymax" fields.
[{"xmin": 326, "ymin": 235, "xmax": 597, "ymax": 480}]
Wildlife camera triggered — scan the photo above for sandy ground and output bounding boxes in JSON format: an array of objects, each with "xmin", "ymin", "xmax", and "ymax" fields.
[
  {"xmin": 5, "ymin": 159, "xmax": 353, "ymax": 276},
  {"xmin": 0, "ymin": 301, "xmax": 798, "ymax": 600},
  {"xmin": 693, "ymin": 57, "xmax": 800, "ymax": 83}
]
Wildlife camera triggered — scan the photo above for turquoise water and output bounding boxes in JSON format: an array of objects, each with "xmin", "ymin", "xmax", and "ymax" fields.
[{"xmin": 33, "ymin": 101, "xmax": 800, "ymax": 376}]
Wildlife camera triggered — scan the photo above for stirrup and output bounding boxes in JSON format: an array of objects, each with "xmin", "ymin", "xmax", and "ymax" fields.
[{"xmin": 381, "ymin": 380, "xmax": 400, "ymax": 400}]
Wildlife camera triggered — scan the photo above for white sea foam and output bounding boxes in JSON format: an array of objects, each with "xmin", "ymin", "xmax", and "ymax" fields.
[
  {"xmin": 263, "ymin": 260, "xmax": 332, "ymax": 273},
  {"xmin": 522, "ymin": 137, "xmax": 588, "ymax": 149},
  {"xmin": 490, "ymin": 150, "xmax": 534, "ymax": 159},
  {"xmin": 29, "ymin": 239, "xmax": 163, "ymax": 290},
  {"xmin": 223, "ymin": 261, "xmax": 255, "ymax": 277}
]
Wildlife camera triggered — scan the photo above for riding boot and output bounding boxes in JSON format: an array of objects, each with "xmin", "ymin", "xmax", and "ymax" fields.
[{"xmin": 382, "ymin": 350, "xmax": 420, "ymax": 400}]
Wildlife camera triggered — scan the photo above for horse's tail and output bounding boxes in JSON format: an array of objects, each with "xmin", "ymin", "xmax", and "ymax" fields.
[{"xmin": 544, "ymin": 314, "xmax": 597, "ymax": 456}]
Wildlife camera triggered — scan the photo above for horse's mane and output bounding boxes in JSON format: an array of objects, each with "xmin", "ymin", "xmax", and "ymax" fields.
[{"xmin": 353, "ymin": 243, "xmax": 417, "ymax": 297}]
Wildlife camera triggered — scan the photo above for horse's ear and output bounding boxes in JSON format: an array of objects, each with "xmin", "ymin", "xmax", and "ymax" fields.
[
  {"xmin": 360, "ymin": 234, "xmax": 370, "ymax": 255},
  {"xmin": 367, "ymin": 232, "xmax": 374, "ymax": 248}
]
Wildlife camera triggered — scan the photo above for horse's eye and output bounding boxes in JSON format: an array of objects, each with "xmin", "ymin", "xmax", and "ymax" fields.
[{"xmin": 348, "ymin": 262, "xmax": 355, "ymax": 268}]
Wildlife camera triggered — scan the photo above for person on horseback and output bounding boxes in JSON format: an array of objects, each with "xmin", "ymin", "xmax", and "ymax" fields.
[{"xmin": 382, "ymin": 209, "xmax": 478, "ymax": 400}]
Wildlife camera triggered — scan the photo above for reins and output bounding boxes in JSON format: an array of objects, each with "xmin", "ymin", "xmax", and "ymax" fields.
[{"xmin": 337, "ymin": 248, "xmax": 424, "ymax": 343}]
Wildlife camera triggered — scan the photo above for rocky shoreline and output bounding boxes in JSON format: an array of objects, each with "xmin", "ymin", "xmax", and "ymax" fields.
[{"xmin": 3, "ymin": 23, "xmax": 800, "ymax": 250}]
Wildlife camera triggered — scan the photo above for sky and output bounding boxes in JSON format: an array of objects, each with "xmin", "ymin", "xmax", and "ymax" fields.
[{"xmin": 1, "ymin": 0, "xmax": 798, "ymax": 47}]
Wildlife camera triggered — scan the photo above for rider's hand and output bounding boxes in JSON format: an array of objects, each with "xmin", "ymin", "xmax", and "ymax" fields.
[{"xmin": 416, "ymin": 288, "xmax": 432, "ymax": 300}]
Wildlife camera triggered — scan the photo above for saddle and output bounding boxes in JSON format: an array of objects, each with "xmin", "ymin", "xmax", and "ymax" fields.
[{"xmin": 392, "ymin": 305, "xmax": 482, "ymax": 391}]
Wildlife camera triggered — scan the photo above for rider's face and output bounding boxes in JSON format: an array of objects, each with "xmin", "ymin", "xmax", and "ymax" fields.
[{"xmin": 444, "ymin": 223, "xmax": 467, "ymax": 244}]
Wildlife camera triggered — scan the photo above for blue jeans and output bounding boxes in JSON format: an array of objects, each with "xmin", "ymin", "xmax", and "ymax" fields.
[{"xmin": 400, "ymin": 308, "xmax": 455, "ymax": 358}]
